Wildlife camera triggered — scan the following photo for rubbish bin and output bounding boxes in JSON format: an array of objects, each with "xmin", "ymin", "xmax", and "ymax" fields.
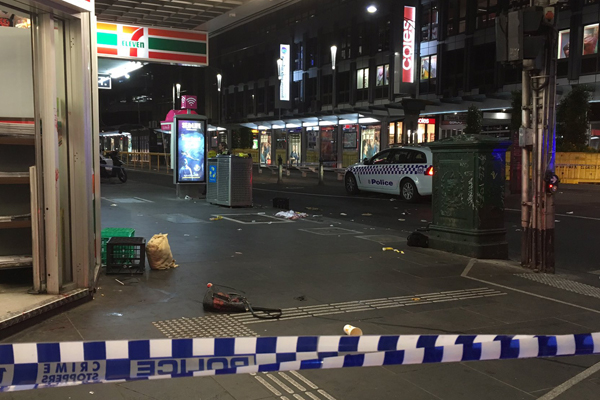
[
  {"xmin": 206, "ymin": 155, "xmax": 253, "ymax": 207},
  {"xmin": 428, "ymin": 135, "xmax": 511, "ymax": 259}
]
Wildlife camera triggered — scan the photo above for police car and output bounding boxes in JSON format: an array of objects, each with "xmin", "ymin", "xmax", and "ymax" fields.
[{"xmin": 345, "ymin": 146, "xmax": 433, "ymax": 202}]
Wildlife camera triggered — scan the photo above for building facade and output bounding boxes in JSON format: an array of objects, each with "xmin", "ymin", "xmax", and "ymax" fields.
[{"xmin": 206, "ymin": 0, "xmax": 600, "ymax": 167}]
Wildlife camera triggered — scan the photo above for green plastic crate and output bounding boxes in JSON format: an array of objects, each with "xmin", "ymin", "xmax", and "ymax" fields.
[{"xmin": 101, "ymin": 228, "xmax": 135, "ymax": 265}]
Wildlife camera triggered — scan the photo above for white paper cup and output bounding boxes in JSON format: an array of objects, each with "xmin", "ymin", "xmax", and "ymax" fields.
[{"xmin": 343, "ymin": 324, "xmax": 363, "ymax": 336}]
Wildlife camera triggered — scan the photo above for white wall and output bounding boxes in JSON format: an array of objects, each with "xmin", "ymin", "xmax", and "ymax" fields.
[{"xmin": 0, "ymin": 28, "xmax": 34, "ymax": 118}]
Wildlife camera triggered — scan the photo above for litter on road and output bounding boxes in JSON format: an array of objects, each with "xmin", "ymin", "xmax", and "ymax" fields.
[
  {"xmin": 566, "ymin": 211, "xmax": 574, "ymax": 215},
  {"xmin": 362, "ymin": 213, "xmax": 373, "ymax": 216},
  {"xmin": 276, "ymin": 210, "xmax": 309, "ymax": 220},
  {"xmin": 340, "ymin": 213, "xmax": 347, "ymax": 216},
  {"xmin": 210, "ymin": 216, "xmax": 224, "ymax": 221}
]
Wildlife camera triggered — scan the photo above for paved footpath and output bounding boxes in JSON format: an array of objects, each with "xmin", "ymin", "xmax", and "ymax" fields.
[{"xmin": 2, "ymin": 175, "xmax": 600, "ymax": 399}]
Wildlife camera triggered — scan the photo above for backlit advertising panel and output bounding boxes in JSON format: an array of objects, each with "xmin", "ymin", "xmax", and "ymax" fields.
[
  {"xmin": 403, "ymin": 6, "xmax": 416, "ymax": 83},
  {"xmin": 280, "ymin": 44, "xmax": 291, "ymax": 101},
  {"xmin": 176, "ymin": 119, "xmax": 206, "ymax": 183}
]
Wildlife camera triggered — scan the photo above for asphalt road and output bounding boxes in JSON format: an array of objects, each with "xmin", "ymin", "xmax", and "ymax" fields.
[{"xmin": 253, "ymin": 168, "xmax": 600, "ymax": 274}]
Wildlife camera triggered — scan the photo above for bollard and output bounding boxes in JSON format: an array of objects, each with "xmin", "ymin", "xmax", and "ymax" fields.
[
  {"xmin": 277, "ymin": 156, "xmax": 283, "ymax": 184},
  {"xmin": 318, "ymin": 158, "xmax": 325, "ymax": 186}
]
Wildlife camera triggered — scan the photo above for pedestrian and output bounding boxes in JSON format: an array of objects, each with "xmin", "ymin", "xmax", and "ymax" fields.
[{"xmin": 218, "ymin": 141, "xmax": 231, "ymax": 155}]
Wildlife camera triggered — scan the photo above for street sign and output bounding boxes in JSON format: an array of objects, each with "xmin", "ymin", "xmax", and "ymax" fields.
[{"xmin": 98, "ymin": 74, "xmax": 111, "ymax": 90}]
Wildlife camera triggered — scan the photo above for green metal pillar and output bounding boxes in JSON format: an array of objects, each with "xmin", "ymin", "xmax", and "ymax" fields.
[{"xmin": 428, "ymin": 135, "xmax": 511, "ymax": 259}]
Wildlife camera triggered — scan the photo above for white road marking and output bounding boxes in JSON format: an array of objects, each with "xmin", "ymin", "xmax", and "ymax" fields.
[
  {"xmin": 461, "ymin": 259, "xmax": 600, "ymax": 315},
  {"xmin": 537, "ymin": 361, "xmax": 600, "ymax": 400},
  {"xmin": 255, "ymin": 375, "xmax": 282, "ymax": 396},
  {"xmin": 279, "ymin": 372, "xmax": 307, "ymax": 392},
  {"xmin": 289, "ymin": 370, "xmax": 319, "ymax": 390},
  {"xmin": 293, "ymin": 394, "xmax": 306, "ymax": 400},
  {"xmin": 305, "ymin": 392, "xmax": 321, "ymax": 400},
  {"xmin": 267, "ymin": 373, "xmax": 295, "ymax": 394},
  {"xmin": 317, "ymin": 389, "xmax": 338, "ymax": 400}
]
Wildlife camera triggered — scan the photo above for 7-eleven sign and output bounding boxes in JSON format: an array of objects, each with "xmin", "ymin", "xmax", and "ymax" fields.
[{"xmin": 96, "ymin": 22, "xmax": 208, "ymax": 66}]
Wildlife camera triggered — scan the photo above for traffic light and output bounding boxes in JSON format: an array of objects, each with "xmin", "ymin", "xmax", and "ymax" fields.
[{"xmin": 544, "ymin": 171, "xmax": 560, "ymax": 194}]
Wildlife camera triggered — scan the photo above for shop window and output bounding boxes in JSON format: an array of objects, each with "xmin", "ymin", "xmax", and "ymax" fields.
[
  {"xmin": 388, "ymin": 121, "xmax": 404, "ymax": 145},
  {"xmin": 360, "ymin": 125, "xmax": 381, "ymax": 160},
  {"xmin": 558, "ymin": 29, "xmax": 570, "ymax": 59},
  {"xmin": 583, "ymin": 24, "xmax": 599, "ymax": 56},
  {"xmin": 420, "ymin": 2, "xmax": 439, "ymax": 42},
  {"xmin": 476, "ymin": 0, "xmax": 497, "ymax": 30}
]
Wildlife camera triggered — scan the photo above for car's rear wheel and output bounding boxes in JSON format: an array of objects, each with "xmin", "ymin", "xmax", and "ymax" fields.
[
  {"xmin": 345, "ymin": 173, "xmax": 359, "ymax": 194},
  {"xmin": 400, "ymin": 179, "xmax": 420, "ymax": 202}
]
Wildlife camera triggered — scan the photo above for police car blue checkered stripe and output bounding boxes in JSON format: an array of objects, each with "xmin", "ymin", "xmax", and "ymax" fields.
[
  {"xmin": 2, "ymin": 333, "xmax": 600, "ymax": 391},
  {"xmin": 349, "ymin": 164, "xmax": 431, "ymax": 176}
]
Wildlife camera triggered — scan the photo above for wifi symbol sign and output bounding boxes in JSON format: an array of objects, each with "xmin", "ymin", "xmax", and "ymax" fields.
[{"xmin": 182, "ymin": 95, "xmax": 198, "ymax": 110}]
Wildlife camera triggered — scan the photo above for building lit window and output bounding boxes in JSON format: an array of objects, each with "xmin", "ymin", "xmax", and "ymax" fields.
[
  {"xmin": 420, "ymin": 2, "xmax": 438, "ymax": 41},
  {"xmin": 476, "ymin": 0, "xmax": 497, "ymax": 30},
  {"xmin": 558, "ymin": 29, "xmax": 570, "ymax": 59},
  {"xmin": 357, "ymin": 68, "xmax": 369, "ymax": 89},
  {"xmin": 376, "ymin": 64, "xmax": 389, "ymax": 87},
  {"xmin": 420, "ymin": 55, "xmax": 437, "ymax": 80}
]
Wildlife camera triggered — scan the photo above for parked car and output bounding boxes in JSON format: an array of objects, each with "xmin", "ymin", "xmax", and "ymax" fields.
[{"xmin": 344, "ymin": 146, "xmax": 433, "ymax": 202}]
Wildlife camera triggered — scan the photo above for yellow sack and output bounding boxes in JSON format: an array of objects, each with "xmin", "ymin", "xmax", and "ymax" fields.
[{"xmin": 146, "ymin": 233, "xmax": 178, "ymax": 270}]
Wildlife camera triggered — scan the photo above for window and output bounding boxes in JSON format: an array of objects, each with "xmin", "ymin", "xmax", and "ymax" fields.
[
  {"xmin": 357, "ymin": 68, "xmax": 369, "ymax": 89},
  {"xmin": 558, "ymin": 30, "xmax": 570, "ymax": 59},
  {"xmin": 409, "ymin": 151, "xmax": 427, "ymax": 163},
  {"xmin": 376, "ymin": 64, "xmax": 389, "ymax": 86},
  {"xmin": 377, "ymin": 19, "xmax": 391, "ymax": 52},
  {"xmin": 357, "ymin": 24, "xmax": 366, "ymax": 56},
  {"xmin": 421, "ymin": 2, "xmax": 439, "ymax": 41},
  {"xmin": 583, "ymin": 24, "xmax": 599, "ymax": 55},
  {"xmin": 476, "ymin": 0, "xmax": 497, "ymax": 30},
  {"xmin": 447, "ymin": 0, "xmax": 467, "ymax": 36},
  {"xmin": 390, "ymin": 149, "xmax": 410, "ymax": 164},
  {"xmin": 371, "ymin": 150, "xmax": 391, "ymax": 164},
  {"xmin": 294, "ymin": 42, "xmax": 304, "ymax": 70},
  {"xmin": 420, "ymin": 55, "xmax": 437, "ymax": 80},
  {"xmin": 340, "ymin": 27, "xmax": 352, "ymax": 60}
]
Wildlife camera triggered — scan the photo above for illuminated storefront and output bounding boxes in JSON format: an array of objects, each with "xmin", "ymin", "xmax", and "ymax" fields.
[{"xmin": 0, "ymin": 0, "xmax": 99, "ymax": 328}]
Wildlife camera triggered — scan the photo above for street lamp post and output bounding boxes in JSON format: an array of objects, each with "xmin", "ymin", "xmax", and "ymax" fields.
[
  {"xmin": 216, "ymin": 74, "xmax": 222, "ymax": 126},
  {"xmin": 330, "ymin": 45, "xmax": 337, "ymax": 110}
]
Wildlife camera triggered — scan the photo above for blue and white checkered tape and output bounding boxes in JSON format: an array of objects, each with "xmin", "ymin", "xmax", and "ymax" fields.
[
  {"xmin": 1, "ymin": 333, "xmax": 599, "ymax": 392},
  {"xmin": 350, "ymin": 164, "xmax": 431, "ymax": 176}
]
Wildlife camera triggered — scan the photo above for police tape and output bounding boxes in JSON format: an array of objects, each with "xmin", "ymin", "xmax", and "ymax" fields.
[{"xmin": 1, "ymin": 332, "xmax": 599, "ymax": 392}]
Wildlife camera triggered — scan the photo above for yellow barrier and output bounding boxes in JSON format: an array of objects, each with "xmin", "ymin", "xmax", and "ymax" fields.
[{"xmin": 555, "ymin": 152, "xmax": 600, "ymax": 184}]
